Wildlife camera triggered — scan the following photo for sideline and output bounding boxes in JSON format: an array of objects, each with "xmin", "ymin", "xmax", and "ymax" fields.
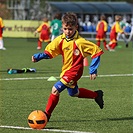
[{"xmin": 0, "ymin": 73, "xmax": 133, "ymax": 81}]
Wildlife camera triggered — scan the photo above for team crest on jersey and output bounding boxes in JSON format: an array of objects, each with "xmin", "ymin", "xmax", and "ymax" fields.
[
  {"xmin": 74, "ymin": 49, "xmax": 80, "ymax": 56},
  {"xmin": 62, "ymin": 76, "xmax": 74, "ymax": 87},
  {"xmin": 67, "ymin": 80, "xmax": 74, "ymax": 86}
]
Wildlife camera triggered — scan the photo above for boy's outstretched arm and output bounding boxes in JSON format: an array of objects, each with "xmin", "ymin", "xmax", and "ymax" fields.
[
  {"xmin": 32, "ymin": 52, "xmax": 50, "ymax": 62},
  {"xmin": 89, "ymin": 56, "xmax": 100, "ymax": 80}
]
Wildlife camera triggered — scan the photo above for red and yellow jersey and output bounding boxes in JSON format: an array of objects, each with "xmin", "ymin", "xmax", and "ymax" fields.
[
  {"xmin": 37, "ymin": 22, "xmax": 50, "ymax": 35},
  {"xmin": 109, "ymin": 21, "xmax": 124, "ymax": 43},
  {"xmin": 96, "ymin": 20, "xmax": 108, "ymax": 33},
  {"xmin": 44, "ymin": 31, "xmax": 103, "ymax": 87},
  {"xmin": 0, "ymin": 17, "xmax": 4, "ymax": 38},
  {"xmin": 96, "ymin": 20, "xmax": 107, "ymax": 40},
  {"xmin": 37, "ymin": 22, "xmax": 51, "ymax": 42},
  {"xmin": 110, "ymin": 21, "xmax": 124, "ymax": 35}
]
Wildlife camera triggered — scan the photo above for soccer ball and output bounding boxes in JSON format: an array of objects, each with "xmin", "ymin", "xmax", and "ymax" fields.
[{"xmin": 28, "ymin": 110, "xmax": 47, "ymax": 129}]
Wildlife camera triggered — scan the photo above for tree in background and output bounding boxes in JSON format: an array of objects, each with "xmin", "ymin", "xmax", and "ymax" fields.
[{"xmin": 0, "ymin": 1, "xmax": 12, "ymax": 19}]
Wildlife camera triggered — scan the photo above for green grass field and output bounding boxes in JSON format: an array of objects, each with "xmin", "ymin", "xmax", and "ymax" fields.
[{"xmin": 0, "ymin": 38, "xmax": 133, "ymax": 133}]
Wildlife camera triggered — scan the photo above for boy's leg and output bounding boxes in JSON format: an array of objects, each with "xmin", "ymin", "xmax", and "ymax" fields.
[
  {"xmin": 0, "ymin": 39, "xmax": 3, "ymax": 49},
  {"xmin": 97, "ymin": 40, "xmax": 100, "ymax": 47},
  {"xmin": 110, "ymin": 43, "xmax": 117, "ymax": 49},
  {"xmin": 45, "ymin": 81, "xmax": 66, "ymax": 120},
  {"xmin": 45, "ymin": 93, "xmax": 59, "ymax": 119},
  {"xmin": 78, "ymin": 88, "xmax": 104, "ymax": 109},
  {"xmin": 67, "ymin": 86, "xmax": 104, "ymax": 109},
  {"xmin": 121, "ymin": 34, "xmax": 128, "ymax": 47},
  {"xmin": 0, "ymin": 39, "xmax": 6, "ymax": 50},
  {"xmin": 78, "ymin": 88, "xmax": 97, "ymax": 98},
  {"xmin": 103, "ymin": 40, "xmax": 108, "ymax": 50},
  {"xmin": 106, "ymin": 41, "xmax": 116, "ymax": 51},
  {"xmin": 37, "ymin": 39, "xmax": 42, "ymax": 50}
]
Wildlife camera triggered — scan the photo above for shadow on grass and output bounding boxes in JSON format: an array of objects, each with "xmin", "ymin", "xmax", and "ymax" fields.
[
  {"xmin": 105, "ymin": 116, "xmax": 133, "ymax": 121},
  {"xmin": 49, "ymin": 119, "xmax": 92, "ymax": 123},
  {"xmin": 49, "ymin": 116, "xmax": 133, "ymax": 123},
  {"xmin": 35, "ymin": 70, "xmax": 60, "ymax": 74},
  {"xmin": 0, "ymin": 69, "xmax": 60, "ymax": 74}
]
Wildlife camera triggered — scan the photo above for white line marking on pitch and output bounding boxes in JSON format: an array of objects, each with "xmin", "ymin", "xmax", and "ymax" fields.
[
  {"xmin": 0, "ymin": 125, "xmax": 94, "ymax": 133},
  {"xmin": 0, "ymin": 73, "xmax": 133, "ymax": 81}
]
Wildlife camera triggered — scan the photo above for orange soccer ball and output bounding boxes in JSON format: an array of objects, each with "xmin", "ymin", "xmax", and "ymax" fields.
[{"xmin": 28, "ymin": 110, "xmax": 47, "ymax": 129}]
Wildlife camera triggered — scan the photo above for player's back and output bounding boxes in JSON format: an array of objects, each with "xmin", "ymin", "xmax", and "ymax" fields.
[
  {"xmin": 41, "ymin": 24, "xmax": 50, "ymax": 34},
  {"xmin": 51, "ymin": 19, "xmax": 62, "ymax": 35}
]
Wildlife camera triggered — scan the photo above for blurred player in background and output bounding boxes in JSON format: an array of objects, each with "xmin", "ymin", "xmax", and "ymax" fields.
[
  {"xmin": 96, "ymin": 15, "xmax": 108, "ymax": 50},
  {"xmin": 50, "ymin": 13, "xmax": 62, "ymax": 41},
  {"xmin": 32, "ymin": 12, "xmax": 104, "ymax": 121},
  {"xmin": 106, "ymin": 15, "xmax": 126, "ymax": 51},
  {"xmin": 0, "ymin": 16, "xmax": 6, "ymax": 50},
  {"xmin": 34, "ymin": 17, "xmax": 51, "ymax": 50},
  {"xmin": 128, "ymin": 18, "xmax": 133, "ymax": 43},
  {"xmin": 117, "ymin": 16, "xmax": 128, "ymax": 48}
]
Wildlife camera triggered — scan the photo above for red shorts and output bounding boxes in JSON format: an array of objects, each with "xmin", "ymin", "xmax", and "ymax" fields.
[
  {"xmin": 39, "ymin": 33, "xmax": 50, "ymax": 42},
  {"xmin": 60, "ymin": 67, "xmax": 83, "ymax": 88},
  {"xmin": 96, "ymin": 33, "xmax": 106, "ymax": 41}
]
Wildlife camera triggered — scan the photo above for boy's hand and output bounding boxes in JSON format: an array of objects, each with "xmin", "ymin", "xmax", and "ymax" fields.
[
  {"xmin": 34, "ymin": 31, "xmax": 38, "ymax": 36},
  {"xmin": 90, "ymin": 74, "xmax": 97, "ymax": 80},
  {"xmin": 124, "ymin": 32, "xmax": 128, "ymax": 35},
  {"xmin": 32, "ymin": 56, "xmax": 37, "ymax": 62}
]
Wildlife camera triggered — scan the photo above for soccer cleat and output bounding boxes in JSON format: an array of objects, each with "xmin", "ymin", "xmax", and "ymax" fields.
[
  {"xmin": 126, "ymin": 43, "xmax": 128, "ymax": 48},
  {"xmin": 95, "ymin": 90, "xmax": 104, "ymax": 109},
  {"xmin": 0, "ymin": 47, "xmax": 6, "ymax": 50}
]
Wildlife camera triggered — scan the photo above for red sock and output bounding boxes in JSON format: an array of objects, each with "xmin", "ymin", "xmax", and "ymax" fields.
[
  {"xmin": 97, "ymin": 41, "xmax": 100, "ymax": 47},
  {"xmin": 78, "ymin": 88, "xmax": 97, "ymax": 99},
  {"xmin": 45, "ymin": 93, "xmax": 59, "ymax": 116},
  {"xmin": 103, "ymin": 40, "xmax": 107, "ymax": 50},
  {"xmin": 38, "ymin": 40, "xmax": 42, "ymax": 48},
  {"xmin": 110, "ymin": 43, "xmax": 117, "ymax": 49}
]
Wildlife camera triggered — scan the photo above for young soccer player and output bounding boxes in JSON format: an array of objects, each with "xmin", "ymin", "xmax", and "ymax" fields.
[
  {"xmin": 96, "ymin": 15, "xmax": 108, "ymax": 50},
  {"xmin": 117, "ymin": 16, "xmax": 128, "ymax": 48},
  {"xmin": 34, "ymin": 17, "xmax": 51, "ymax": 50},
  {"xmin": 32, "ymin": 12, "xmax": 104, "ymax": 121},
  {"xmin": 50, "ymin": 13, "xmax": 62, "ymax": 41},
  {"xmin": 0, "ymin": 17, "xmax": 6, "ymax": 50},
  {"xmin": 106, "ymin": 15, "xmax": 126, "ymax": 51},
  {"xmin": 127, "ymin": 20, "xmax": 133, "ymax": 43}
]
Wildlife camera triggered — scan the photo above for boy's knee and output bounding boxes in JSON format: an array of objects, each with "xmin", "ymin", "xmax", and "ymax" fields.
[
  {"xmin": 67, "ymin": 86, "xmax": 79, "ymax": 97},
  {"xmin": 68, "ymin": 92, "xmax": 79, "ymax": 97},
  {"xmin": 52, "ymin": 86, "xmax": 60, "ymax": 96}
]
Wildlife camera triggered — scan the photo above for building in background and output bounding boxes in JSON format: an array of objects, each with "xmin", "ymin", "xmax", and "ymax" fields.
[{"xmin": 2, "ymin": 0, "xmax": 133, "ymax": 40}]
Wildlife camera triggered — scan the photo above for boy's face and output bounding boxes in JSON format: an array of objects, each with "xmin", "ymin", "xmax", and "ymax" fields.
[{"xmin": 62, "ymin": 23, "xmax": 78, "ymax": 38}]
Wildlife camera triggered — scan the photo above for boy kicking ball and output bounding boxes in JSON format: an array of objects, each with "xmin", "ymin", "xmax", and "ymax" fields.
[{"xmin": 32, "ymin": 12, "xmax": 104, "ymax": 121}]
